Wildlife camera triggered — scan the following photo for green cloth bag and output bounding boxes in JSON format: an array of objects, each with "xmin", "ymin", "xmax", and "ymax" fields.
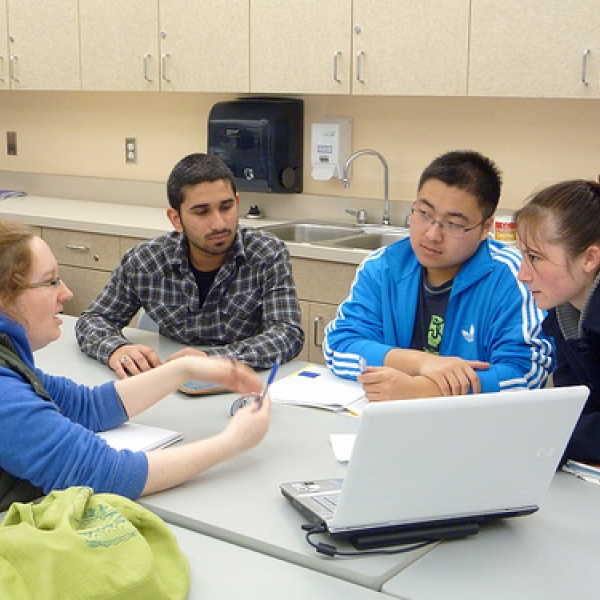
[{"xmin": 0, "ymin": 486, "xmax": 190, "ymax": 599}]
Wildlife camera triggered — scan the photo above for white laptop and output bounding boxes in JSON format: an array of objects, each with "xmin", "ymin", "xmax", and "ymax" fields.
[{"xmin": 280, "ymin": 386, "xmax": 589, "ymax": 548}]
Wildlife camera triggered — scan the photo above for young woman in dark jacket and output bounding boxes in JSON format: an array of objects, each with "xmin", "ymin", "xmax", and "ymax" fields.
[{"xmin": 515, "ymin": 180, "xmax": 600, "ymax": 463}]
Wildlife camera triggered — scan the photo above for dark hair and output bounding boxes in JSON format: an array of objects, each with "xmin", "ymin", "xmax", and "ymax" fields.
[
  {"xmin": 0, "ymin": 220, "xmax": 35, "ymax": 311},
  {"xmin": 514, "ymin": 179, "xmax": 600, "ymax": 260},
  {"xmin": 166, "ymin": 153, "xmax": 237, "ymax": 212},
  {"xmin": 418, "ymin": 150, "xmax": 502, "ymax": 218}
]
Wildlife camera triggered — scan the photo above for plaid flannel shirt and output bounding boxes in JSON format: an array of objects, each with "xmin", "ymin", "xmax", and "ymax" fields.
[{"xmin": 75, "ymin": 227, "xmax": 304, "ymax": 369}]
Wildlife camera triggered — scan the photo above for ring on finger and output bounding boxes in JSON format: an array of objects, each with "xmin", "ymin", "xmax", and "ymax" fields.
[{"xmin": 120, "ymin": 355, "xmax": 132, "ymax": 365}]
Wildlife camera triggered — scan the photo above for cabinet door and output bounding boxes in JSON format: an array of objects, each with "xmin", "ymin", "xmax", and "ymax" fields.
[
  {"xmin": 352, "ymin": 0, "xmax": 469, "ymax": 96},
  {"xmin": 0, "ymin": 0, "xmax": 8, "ymax": 89},
  {"xmin": 298, "ymin": 300, "xmax": 338, "ymax": 365},
  {"xmin": 470, "ymin": 0, "xmax": 600, "ymax": 98},
  {"xmin": 307, "ymin": 302, "xmax": 339, "ymax": 364},
  {"xmin": 59, "ymin": 265, "xmax": 112, "ymax": 317},
  {"xmin": 80, "ymin": 0, "xmax": 159, "ymax": 91},
  {"xmin": 159, "ymin": 0, "xmax": 249, "ymax": 92},
  {"xmin": 297, "ymin": 300, "xmax": 310, "ymax": 362},
  {"xmin": 250, "ymin": 0, "xmax": 351, "ymax": 94},
  {"xmin": 6, "ymin": 0, "xmax": 80, "ymax": 90}
]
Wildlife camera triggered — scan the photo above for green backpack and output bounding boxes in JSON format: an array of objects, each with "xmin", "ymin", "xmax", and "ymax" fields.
[{"xmin": 0, "ymin": 486, "xmax": 190, "ymax": 599}]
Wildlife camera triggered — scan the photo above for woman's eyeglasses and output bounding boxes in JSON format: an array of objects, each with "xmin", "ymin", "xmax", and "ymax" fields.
[{"xmin": 27, "ymin": 277, "xmax": 62, "ymax": 289}]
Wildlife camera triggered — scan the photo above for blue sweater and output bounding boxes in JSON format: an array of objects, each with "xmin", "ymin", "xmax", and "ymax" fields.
[
  {"xmin": 0, "ymin": 312, "xmax": 148, "ymax": 501},
  {"xmin": 325, "ymin": 238, "xmax": 553, "ymax": 392}
]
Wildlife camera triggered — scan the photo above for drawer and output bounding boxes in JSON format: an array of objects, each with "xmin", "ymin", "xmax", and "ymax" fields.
[
  {"xmin": 120, "ymin": 236, "xmax": 148, "ymax": 255},
  {"xmin": 42, "ymin": 228, "xmax": 121, "ymax": 271}
]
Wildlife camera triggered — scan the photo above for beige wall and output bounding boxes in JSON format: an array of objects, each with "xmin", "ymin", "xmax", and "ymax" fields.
[{"xmin": 1, "ymin": 90, "xmax": 600, "ymax": 210}]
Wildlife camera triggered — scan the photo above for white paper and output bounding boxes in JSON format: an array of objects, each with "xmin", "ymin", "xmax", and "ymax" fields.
[
  {"xmin": 269, "ymin": 365, "xmax": 366, "ymax": 411},
  {"xmin": 330, "ymin": 434, "xmax": 356, "ymax": 462}
]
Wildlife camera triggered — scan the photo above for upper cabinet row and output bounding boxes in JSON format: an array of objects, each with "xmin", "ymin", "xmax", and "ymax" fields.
[{"xmin": 1, "ymin": 0, "xmax": 598, "ymax": 99}]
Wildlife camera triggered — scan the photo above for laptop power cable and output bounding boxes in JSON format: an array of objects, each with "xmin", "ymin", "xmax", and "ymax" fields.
[{"xmin": 302, "ymin": 523, "xmax": 434, "ymax": 558}]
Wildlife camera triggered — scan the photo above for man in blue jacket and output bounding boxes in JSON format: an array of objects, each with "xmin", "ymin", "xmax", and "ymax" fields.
[{"xmin": 324, "ymin": 150, "xmax": 553, "ymax": 401}]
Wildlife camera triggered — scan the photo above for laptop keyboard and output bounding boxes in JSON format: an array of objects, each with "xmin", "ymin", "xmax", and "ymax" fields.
[{"xmin": 312, "ymin": 493, "xmax": 339, "ymax": 513}]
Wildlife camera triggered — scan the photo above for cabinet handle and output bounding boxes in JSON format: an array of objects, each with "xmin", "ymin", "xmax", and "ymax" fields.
[
  {"xmin": 65, "ymin": 244, "xmax": 90, "ymax": 252},
  {"xmin": 356, "ymin": 50, "xmax": 365, "ymax": 83},
  {"xmin": 333, "ymin": 50, "xmax": 341, "ymax": 83},
  {"xmin": 9, "ymin": 55, "xmax": 18, "ymax": 82},
  {"xmin": 161, "ymin": 53, "xmax": 171, "ymax": 82},
  {"xmin": 143, "ymin": 53, "xmax": 152, "ymax": 82},
  {"xmin": 0, "ymin": 56, "xmax": 4, "ymax": 82},
  {"xmin": 581, "ymin": 49, "xmax": 590, "ymax": 85},
  {"xmin": 313, "ymin": 316, "xmax": 324, "ymax": 348}
]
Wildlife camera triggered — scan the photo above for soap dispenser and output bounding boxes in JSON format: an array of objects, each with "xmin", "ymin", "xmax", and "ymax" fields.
[{"xmin": 311, "ymin": 117, "xmax": 352, "ymax": 181}]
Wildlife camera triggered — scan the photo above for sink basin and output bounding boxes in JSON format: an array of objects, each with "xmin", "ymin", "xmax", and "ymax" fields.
[
  {"xmin": 329, "ymin": 231, "xmax": 408, "ymax": 250},
  {"xmin": 260, "ymin": 222, "xmax": 358, "ymax": 243}
]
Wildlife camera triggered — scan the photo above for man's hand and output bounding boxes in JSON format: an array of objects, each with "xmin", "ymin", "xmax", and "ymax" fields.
[
  {"xmin": 418, "ymin": 355, "xmax": 489, "ymax": 396},
  {"xmin": 166, "ymin": 347, "xmax": 209, "ymax": 362},
  {"xmin": 358, "ymin": 367, "xmax": 439, "ymax": 401},
  {"xmin": 109, "ymin": 344, "xmax": 162, "ymax": 378}
]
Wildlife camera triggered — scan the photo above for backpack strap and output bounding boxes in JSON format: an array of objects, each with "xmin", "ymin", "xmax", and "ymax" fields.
[{"xmin": 0, "ymin": 334, "xmax": 53, "ymax": 403}]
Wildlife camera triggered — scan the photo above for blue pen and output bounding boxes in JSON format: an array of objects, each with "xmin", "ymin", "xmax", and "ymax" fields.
[{"xmin": 256, "ymin": 360, "xmax": 280, "ymax": 409}]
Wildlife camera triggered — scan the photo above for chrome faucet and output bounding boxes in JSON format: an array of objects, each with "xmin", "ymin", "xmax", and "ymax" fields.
[
  {"xmin": 342, "ymin": 149, "xmax": 390, "ymax": 226},
  {"xmin": 345, "ymin": 208, "xmax": 367, "ymax": 225}
]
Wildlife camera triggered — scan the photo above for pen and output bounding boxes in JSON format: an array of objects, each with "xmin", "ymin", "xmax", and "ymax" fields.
[{"xmin": 256, "ymin": 359, "xmax": 280, "ymax": 409}]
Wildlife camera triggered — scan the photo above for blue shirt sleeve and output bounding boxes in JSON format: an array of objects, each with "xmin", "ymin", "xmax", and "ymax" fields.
[{"xmin": 0, "ymin": 368, "xmax": 148, "ymax": 499}]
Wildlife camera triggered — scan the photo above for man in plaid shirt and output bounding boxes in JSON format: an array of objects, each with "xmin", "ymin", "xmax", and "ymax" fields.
[{"xmin": 75, "ymin": 153, "xmax": 304, "ymax": 378}]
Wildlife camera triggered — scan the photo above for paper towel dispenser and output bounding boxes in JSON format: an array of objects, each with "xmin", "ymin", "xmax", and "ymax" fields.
[{"xmin": 208, "ymin": 97, "xmax": 304, "ymax": 194}]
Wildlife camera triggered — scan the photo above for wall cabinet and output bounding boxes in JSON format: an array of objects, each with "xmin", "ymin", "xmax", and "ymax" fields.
[
  {"xmin": 351, "ymin": 0, "xmax": 469, "ymax": 96},
  {"xmin": 3, "ymin": 0, "xmax": 599, "ymax": 98},
  {"xmin": 250, "ymin": 0, "xmax": 351, "ymax": 95},
  {"xmin": 291, "ymin": 258, "xmax": 356, "ymax": 364},
  {"xmin": 0, "ymin": 0, "xmax": 7, "ymax": 90},
  {"xmin": 250, "ymin": 0, "xmax": 469, "ymax": 97},
  {"xmin": 469, "ymin": 0, "xmax": 600, "ymax": 99},
  {"xmin": 80, "ymin": 0, "xmax": 159, "ymax": 92},
  {"xmin": 252, "ymin": 0, "xmax": 599, "ymax": 98},
  {"xmin": 79, "ymin": 0, "xmax": 249, "ymax": 92},
  {"xmin": 159, "ymin": 0, "xmax": 249, "ymax": 93},
  {"xmin": 3, "ymin": 0, "xmax": 80, "ymax": 90}
]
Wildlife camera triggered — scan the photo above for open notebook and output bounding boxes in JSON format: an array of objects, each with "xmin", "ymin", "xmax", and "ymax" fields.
[{"xmin": 281, "ymin": 385, "xmax": 589, "ymax": 548}]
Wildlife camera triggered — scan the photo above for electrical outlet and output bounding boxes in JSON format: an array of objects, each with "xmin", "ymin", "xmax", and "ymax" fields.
[
  {"xmin": 125, "ymin": 137, "xmax": 137, "ymax": 164},
  {"xmin": 7, "ymin": 131, "xmax": 17, "ymax": 155}
]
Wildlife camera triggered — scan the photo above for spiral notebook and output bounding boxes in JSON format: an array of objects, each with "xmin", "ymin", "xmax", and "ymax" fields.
[{"xmin": 98, "ymin": 423, "xmax": 183, "ymax": 452}]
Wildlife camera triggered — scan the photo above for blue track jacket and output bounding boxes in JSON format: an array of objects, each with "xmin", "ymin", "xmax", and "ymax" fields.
[{"xmin": 324, "ymin": 238, "xmax": 553, "ymax": 392}]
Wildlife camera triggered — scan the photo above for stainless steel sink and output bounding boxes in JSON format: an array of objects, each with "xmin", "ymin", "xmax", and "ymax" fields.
[
  {"xmin": 329, "ymin": 231, "xmax": 408, "ymax": 250},
  {"xmin": 260, "ymin": 221, "xmax": 359, "ymax": 243}
]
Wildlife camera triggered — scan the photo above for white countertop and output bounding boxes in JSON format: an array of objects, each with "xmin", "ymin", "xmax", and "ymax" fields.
[{"xmin": 0, "ymin": 194, "xmax": 371, "ymax": 265}]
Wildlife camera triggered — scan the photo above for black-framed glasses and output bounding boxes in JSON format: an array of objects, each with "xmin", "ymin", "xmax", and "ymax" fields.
[
  {"xmin": 410, "ymin": 207, "xmax": 490, "ymax": 238},
  {"xmin": 27, "ymin": 277, "xmax": 63, "ymax": 289}
]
